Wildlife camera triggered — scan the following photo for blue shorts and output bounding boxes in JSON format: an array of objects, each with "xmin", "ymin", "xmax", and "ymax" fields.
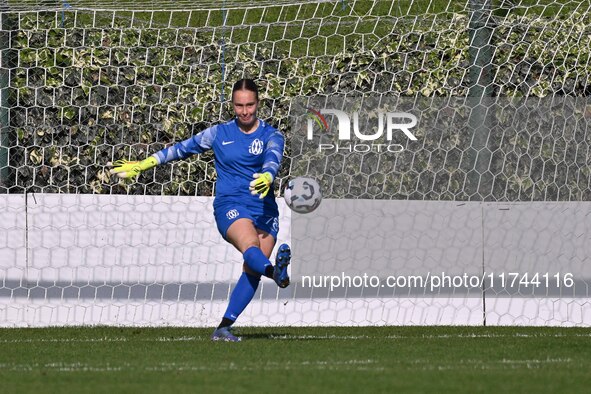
[{"xmin": 213, "ymin": 200, "xmax": 280, "ymax": 240}]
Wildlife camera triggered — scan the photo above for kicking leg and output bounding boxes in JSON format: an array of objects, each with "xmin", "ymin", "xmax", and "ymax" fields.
[
  {"xmin": 254, "ymin": 227, "xmax": 290, "ymax": 288},
  {"xmin": 226, "ymin": 218, "xmax": 274, "ymax": 277}
]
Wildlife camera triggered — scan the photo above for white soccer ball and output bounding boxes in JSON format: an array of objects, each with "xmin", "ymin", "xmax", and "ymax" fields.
[{"xmin": 283, "ymin": 177, "xmax": 322, "ymax": 214}]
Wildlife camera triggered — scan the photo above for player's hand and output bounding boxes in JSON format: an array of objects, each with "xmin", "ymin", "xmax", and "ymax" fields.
[
  {"xmin": 249, "ymin": 172, "xmax": 273, "ymax": 199},
  {"xmin": 107, "ymin": 157, "xmax": 158, "ymax": 179}
]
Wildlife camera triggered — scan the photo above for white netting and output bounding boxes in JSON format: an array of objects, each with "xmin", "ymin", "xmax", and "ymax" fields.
[
  {"xmin": 0, "ymin": 0, "xmax": 590, "ymax": 327},
  {"xmin": 3, "ymin": 1, "xmax": 335, "ymax": 12}
]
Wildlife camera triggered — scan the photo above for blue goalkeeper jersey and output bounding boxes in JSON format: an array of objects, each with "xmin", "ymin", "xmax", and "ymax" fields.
[{"xmin": 153, "ymin": 119, "xmax": 284, "ymax": 207}]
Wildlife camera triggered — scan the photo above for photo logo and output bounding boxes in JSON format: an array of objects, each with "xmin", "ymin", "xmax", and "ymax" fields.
[
  {"xmin": 306, "ymin": 108, "xmax": 329, "ymax": 132},
  {"xmin": 306, "ymin": 108, "xmax": 418, "ymax": 153}
]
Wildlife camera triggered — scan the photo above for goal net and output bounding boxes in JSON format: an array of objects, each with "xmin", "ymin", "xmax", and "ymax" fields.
[{"xmin": 1, "ymin": 0, "xmax": 590, "ymax": 327}]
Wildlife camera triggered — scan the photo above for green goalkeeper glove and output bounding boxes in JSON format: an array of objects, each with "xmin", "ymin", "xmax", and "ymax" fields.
[
  {"xmin": 108, "ymin": 156, "xmax": 158, "ymax": 179},
  {"xmin": 249, "ymin": 172, "xmax": 273, "ymax": 199}
]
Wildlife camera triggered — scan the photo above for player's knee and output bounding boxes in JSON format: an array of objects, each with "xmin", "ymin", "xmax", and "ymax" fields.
[{"xmin": 242, "ymin": 238, "xmax": 260, "ymax": 252}]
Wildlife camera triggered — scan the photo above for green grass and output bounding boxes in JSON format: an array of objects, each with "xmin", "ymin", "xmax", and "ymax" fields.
[{"xmin": 1, "ymin": 326, "xmax": 590, "ymax": 393}]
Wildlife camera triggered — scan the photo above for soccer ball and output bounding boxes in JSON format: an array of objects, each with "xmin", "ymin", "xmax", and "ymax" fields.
[{"xmin": 283, "ymin": 177, "xmax": 322, "ymax": 214}]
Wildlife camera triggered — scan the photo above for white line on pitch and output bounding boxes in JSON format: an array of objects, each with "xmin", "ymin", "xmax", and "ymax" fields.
[
  {"xmin": 0, "ymin": 336, "xmax": 205, "ymax": 344},
  {"xmin": 0, "ymin": 360, "xmax": 382, "ymax": 373},
  {"xmin": 1, "ymin": 332, "xmax": 590, "ymax": 344}
]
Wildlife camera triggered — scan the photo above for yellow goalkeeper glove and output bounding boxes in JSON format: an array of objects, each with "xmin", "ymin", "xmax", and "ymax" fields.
[
  {"xmin": 108, "ymin": 156, "xmax": 158, "ymax": 179},
  {"xmin": 249, "ymin": 172, "xmax": 273, "ymax": 199}
]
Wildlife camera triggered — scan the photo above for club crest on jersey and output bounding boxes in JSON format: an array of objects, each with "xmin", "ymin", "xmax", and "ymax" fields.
[
  {"xmin": 249, "ymin": 139, "xmax": 264, "ymax": 155},
  {"xmin": 226, "ymin": 209, "xmax": 239, "ymax": 220}
]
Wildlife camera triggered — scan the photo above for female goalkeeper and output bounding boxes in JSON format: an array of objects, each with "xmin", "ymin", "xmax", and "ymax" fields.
[{"xmin": 109, "ymin": 79, "xmax": 290, "ymax": 342}]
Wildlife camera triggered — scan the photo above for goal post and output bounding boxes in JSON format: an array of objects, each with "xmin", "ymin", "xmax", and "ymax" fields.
[{"xmin": 1, "ymin": 0, "xmax": 591, "ymax": 327}]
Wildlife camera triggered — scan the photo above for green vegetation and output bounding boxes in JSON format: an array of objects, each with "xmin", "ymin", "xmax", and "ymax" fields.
[{"xmin": 2, "ymin": 1, "xmax": 590, "ymax": 199}]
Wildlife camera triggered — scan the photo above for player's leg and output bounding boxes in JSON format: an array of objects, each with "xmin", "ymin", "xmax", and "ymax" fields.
[
  {"xmin": 253, "ymin": 228, "xmax": 289, "ymax": 287},
  {"xmin": 212, "ymin": 219, "xmax": 272, "ymax": 342},
  {"xmin": 253, "ymin": 216, "xmax": 291, "ymax": 288},
  {"xmin": 252, "ymin": 215, "xmax": 291, "ymax": 288},
  {"xmin": 212, "ymin": 208, "xmax": 288, "ymax": 341},
  {"xmin": 256, "ymin": 227, "xmax": 275, "ymax": 258},
  {"xmin": 226, "ymin": 218, "xmax": 275, "ymax": 278},
  {"xmin": 221, "ymin": 229, "xmax": 288, "ymax": 328}
]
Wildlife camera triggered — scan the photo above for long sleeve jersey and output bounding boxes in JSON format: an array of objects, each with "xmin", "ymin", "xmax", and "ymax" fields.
[{"xmin": 153, "ymin": 118, "xmax": 284, "ymax": 206}]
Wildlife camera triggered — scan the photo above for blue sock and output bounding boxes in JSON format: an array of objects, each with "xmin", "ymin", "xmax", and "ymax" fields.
[
  {"xmin": 243, "ymin": 246, "xmax": 272, "ymax": 276},
  {"xmin": 223, "ymin": 272, "xmax": 261, "ymax": 321}
]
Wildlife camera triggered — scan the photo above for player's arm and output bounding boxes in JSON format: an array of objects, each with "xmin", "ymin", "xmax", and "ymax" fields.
[
  {"xmin": 250, "ymin": 130, "xmax": 285, "ymax": 198},
  {"xmin": 109, "ymin": 125, "xmax": 219, "ymax": 179}
]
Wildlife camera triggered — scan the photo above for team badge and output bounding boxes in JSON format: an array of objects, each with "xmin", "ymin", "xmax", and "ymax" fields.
[
  {"xmin": 249, "ymin": 139, "xmax": 264, "ymax": 155},
  {"xmin": 226, "ymin": 209, "xmax": 239, "ymax": 219}
]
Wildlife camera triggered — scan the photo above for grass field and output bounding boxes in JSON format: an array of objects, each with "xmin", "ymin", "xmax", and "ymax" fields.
[{"xmin": 1, "ymin": 326, "xmax": 590, "ymax": 393}]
